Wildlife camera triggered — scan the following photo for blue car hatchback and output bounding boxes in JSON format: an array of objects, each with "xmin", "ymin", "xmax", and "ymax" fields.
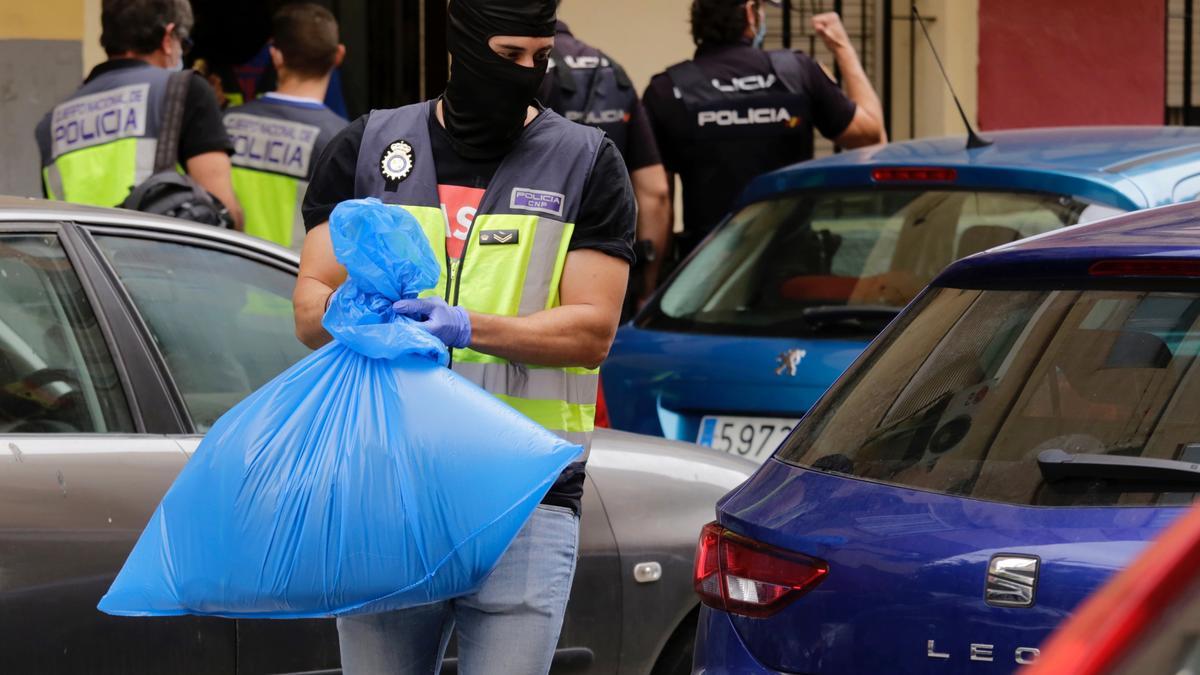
[
  {"xmin": 603, "ymin": 126, "xmax": 1200, "ymax": 463},
  {"xmin": 693, "ymin": 199, "xmax": 1200, "ymax": 673}
]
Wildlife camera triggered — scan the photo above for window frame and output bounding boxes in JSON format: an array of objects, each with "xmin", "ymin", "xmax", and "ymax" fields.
[
  {"xmin": 777, "ymin": 282, "xmax": 1200, "ymax": 508},
  {"xmin": 0, "ymin": 220, "xmax": 152, "ymax": 435},
  {"xmin": 79, "ymin": 225, "xmax": 301, "ymax": 435}
]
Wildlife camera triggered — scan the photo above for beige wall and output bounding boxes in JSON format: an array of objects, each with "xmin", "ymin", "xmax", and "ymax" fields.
[
  {"xmin": 83, "ymin": 0, "xmax": 104, "ymax": 75},
  {"xmin": 0, "ymin": 0, "xmax": 83, "ymax": 40},
  {"xmin": 889, "ymin": 0, "xmax": 980, "ymax": 141},
  {"xmin": 558, "ymin": 0, "xmax": 696, "ymax": 94},
  {"xmin": 0, "ymin": 1, "xmax": 94, "ymax": 198}
]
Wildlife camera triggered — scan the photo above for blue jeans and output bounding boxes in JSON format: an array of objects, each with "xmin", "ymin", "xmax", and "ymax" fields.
[{"xmin": 337, "ymin": 504, "xmax": 580, "ymax": 675}]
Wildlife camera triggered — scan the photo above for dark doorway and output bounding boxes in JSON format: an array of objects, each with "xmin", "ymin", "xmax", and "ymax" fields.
[{"xmin": 188, "ymin": 0, "xmax": 446, "ymax": 120}]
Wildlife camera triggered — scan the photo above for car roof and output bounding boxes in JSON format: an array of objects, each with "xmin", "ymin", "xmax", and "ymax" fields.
[
  {"xmin": 0, "ymin": 196, "xmax": 298, "ymax": 264},
  {"xmin": 934, "ymin": 199, "xmax": 1200, "ymax": 287},
  {"xmin": 739, "ymin": 126, "xmax": 1200, "ymax": 211}
]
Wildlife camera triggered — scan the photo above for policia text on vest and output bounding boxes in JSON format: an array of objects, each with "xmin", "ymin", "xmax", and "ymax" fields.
[
  {"xmin": 224, "ymin": 96, "xmax": 345, "ymax": 249},
  {"xmin": 35, "ymin": 57, "xmax": 238, "ymax": 214},
  {"xmin": 38, "ymin": 66, "xmax": 175, "ymax": 206}
]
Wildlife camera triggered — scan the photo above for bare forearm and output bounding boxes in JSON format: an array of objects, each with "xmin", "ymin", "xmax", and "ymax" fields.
[
  {"xmin": 833, "ymin": 45, "xmax": 886, "ymax": 140},
  {"xmin": 468, "ymin": 306, "xmax": 618, "ymax": 369},
  {"xmin": 186, "ymin": 152, "xmax": 245, "ymax": 230},
  {"xmin": 294, "ymin": 277, "xmax": 336, "ymax": 348},
  {"xmin": 633, "ymin": 168, "xmax": 671, "ymax": 298},
  {"xmin": 215, "ymin": 185, "xmax": 245, "ymax": 231}
]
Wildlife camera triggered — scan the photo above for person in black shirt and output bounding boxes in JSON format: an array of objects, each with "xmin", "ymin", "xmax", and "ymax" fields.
[
  {"xmin": 34, "ymin": 0, "xmax": 240, "ymax": 226},
  {"xmin": 294, "ymin": 1, "xmax": 633, "ymax": 672},
  {"xmin": 643, "ymin": 0, "xmax": 886, "ymax": 257},
  {"xmin": 539, "ymin": 15, "xmax": 670, "ymax": 309}
]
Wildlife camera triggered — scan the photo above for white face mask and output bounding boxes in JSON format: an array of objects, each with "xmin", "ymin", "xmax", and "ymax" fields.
[{"xmin": 168, "ymin": 38, "xmax": 185, "ymax": 71}]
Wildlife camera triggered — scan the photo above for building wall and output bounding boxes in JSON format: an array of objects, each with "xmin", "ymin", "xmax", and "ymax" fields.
[
  {"xmin": 557, "ymin": 0, "xmax": 695, "ymax": 94},
  {"xmin": 0, "ymin": 1, "xmax": 91, "ymax": 198},
  {"xmin": 978, "ymin": 0, "xmax": 1164, "ymax": 130},
  {"xmin": 889, "ymin": 0, "xmax": 980, "ymax": 141}
]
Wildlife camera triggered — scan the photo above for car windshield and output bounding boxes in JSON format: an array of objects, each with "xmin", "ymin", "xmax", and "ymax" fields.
[
  {"xmin": 642, "ymin": 189, "xmax": 1123, "ymax": 337},
  {"xmin": 779, "ymin": 286, "xmax": 1200, "ymax": 507}
]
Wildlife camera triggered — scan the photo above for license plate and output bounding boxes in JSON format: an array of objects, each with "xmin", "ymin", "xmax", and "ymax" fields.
[{"xmin": 697, "ymin": 416, "xmax": 799, "ymax": 463}]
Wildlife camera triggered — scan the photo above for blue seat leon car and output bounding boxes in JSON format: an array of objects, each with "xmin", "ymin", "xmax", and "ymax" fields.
[
  {"xmin": 603, "ymin": 126, "xmax": 1200, "ymax": 463},
  {"xmin": 692, "ymin": 199, "xmax": 1200, "ymax": 674}
]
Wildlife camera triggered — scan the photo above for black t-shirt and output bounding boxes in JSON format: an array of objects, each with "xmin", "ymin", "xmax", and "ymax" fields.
[
  {"xmin": 643, "ymin": 42, "xmax": 857, "ymax": 240},
  {"xmin": 539, "ymin": 23, "xmax": 662, "ymax": 173},
  {"xmin": 302, "ymin": 100, "xmax": 636, "ymax": 515}
]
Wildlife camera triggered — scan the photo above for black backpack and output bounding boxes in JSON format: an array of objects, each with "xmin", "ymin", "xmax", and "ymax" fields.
[{"xmin": 121, "ymin": 71, "xmax": 233, "ymax": 227}]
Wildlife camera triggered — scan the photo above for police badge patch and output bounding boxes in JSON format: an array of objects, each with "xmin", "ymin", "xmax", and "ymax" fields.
[{"xmin": 380, "ymin": 140, "xmax": 415, "ymax": 182}]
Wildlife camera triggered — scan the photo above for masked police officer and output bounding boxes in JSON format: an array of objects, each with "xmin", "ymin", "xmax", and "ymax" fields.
[
  {"xmin": 223, "ymin": 3, "xmax": 347, "ymax": 250},
  {"xmin": 293, "ymin": 0, "xmax": 634, "ymax": 672},
  {"xmin": 539, "ymin": 8, "xmax": 670, "ymax": 310},
  {"xmin": 35, "ymin": 0, "xmax": 241, "ymax": 227},
  {"xmin": 643, "ymin": 1, "xmax": 886, "ymax": 258}
]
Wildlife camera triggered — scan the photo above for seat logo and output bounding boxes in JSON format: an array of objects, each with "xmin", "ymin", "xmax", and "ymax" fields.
[
  {"xmin": 986, "ymin": 554, "xmax": 1039, "ymax": 607},
  {"xmin": 774, "ymin": 349, "xmax": 807, "ymax": 377}
]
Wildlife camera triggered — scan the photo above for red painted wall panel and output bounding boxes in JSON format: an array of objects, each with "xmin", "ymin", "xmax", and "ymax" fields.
[{"xmin": 977, "ymin": 0, "xmax": 1164, "ymax": 130}]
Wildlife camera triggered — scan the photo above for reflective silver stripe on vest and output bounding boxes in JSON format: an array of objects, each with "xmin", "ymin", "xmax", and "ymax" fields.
[
  {"xmin": 291, "ymin": 180, "xmax": 309, "ymax": 252},
  {"xmin": 519, "ymin": 217, "xmax": 570, "ymax": 316},
  {"xmin": 559, "ymin": 432, "xmax": 592, "ymax": 456},
  {"xmin": 452, "ymin": 361, "xmax": 598, "ymax": 405},
  {"xmin": 44, "ymin": 164, "xmax": 65, "ymax": 200},
  {"xmin": 135, "ymin": 137, "xmax": 158, "ymax": 184},
  {"xmin": 559, "ymin": 431, "xmax": 591, "ymax": 445}
]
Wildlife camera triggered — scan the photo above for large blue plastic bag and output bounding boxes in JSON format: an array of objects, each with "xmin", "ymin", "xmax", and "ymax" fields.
[{"xmin": 98, "ymin": 198, "xmax": 582, "ymax": 618}]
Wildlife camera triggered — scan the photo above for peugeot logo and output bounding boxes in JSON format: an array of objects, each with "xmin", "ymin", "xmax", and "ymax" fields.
[
  {"xmin": 986, "ymin": 554, "xmax": 1039, "ymax": 608},
  {"xmin": 774, "ymin": 349, "xmax": 807, "ymax": 377}
]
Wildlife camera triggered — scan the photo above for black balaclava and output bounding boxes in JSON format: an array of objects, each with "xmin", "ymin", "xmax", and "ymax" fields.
[{"xmin": 443, "ymin": 0, "xmax": 556, "ymax": 160}]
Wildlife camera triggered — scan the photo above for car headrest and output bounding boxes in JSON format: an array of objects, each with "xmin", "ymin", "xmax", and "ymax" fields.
[{"xmin": 956, "ymin": 225, "xmax": 1021, "ymax": 258}]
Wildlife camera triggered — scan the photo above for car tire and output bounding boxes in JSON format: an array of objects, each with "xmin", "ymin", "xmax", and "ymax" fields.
[{"xmin": 651, "ymin": 609, "xmax": 698, "ymax": 675}]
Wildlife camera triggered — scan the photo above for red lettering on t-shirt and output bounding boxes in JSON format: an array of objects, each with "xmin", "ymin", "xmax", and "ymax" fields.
[{"xmin": 438, "ymin": 184, "xmax": 486, "ymax": 260}]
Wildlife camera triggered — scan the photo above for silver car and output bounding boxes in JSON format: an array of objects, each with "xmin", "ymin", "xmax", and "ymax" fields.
[{"xmin": 0, "ymin": 197, "xmax": 754, "ymax": 675}]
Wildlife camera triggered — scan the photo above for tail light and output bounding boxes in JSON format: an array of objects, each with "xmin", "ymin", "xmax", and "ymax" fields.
[
  {"xmin": 693, "ymin": 522, "xmax": 828, "ymax": 618},
  {"xmin": 593, "ymin": 377, "xmax": 610, "ymax": 428},
  {"xmin": 1089, "ymin": 259, "xmax": 1200, "ymax": 278},
  {"xmin": 871, "ymin": 167, "xmax": 957, "ymax": 183}
]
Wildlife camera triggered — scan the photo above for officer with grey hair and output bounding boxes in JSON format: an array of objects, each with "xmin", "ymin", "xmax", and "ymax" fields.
[{"xmin": 35, "ymin": 0, "xmax": 241, "ymax": 228}]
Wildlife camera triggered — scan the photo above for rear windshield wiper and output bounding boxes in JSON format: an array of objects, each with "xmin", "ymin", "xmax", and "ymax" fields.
[{"xmin": 1037, "ymin": 449, "xmax": 1200, "ymax": 485}]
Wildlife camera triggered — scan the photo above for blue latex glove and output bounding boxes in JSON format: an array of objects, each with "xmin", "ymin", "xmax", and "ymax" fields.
[{"xmin": 391, "ymin": 297, "xmax": 472, "ymax": 349}]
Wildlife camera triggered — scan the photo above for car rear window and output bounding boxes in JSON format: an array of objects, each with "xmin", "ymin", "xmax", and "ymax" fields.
[
  {"xmin": 641, "ymin": 189, "xmax": 1122, "ymax": 338},
  {"xmin": 778, "ymin": 286, "xmax": 1200, "ymax": 507}
]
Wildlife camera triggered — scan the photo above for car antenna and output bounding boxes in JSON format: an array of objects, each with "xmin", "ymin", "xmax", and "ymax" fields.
[{"xmin": 911, "ymin": 5, "xmax": 992, "ymax": 149}]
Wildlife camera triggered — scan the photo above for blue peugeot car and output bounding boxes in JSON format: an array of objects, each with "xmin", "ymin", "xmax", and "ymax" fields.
[
  {"xmin": 692, "ymin": 198, "xmax": 1200, "ymax": 673},
  {"xmin": 603, "ymin": 126, "xmax": 1200, "ymax": 462}
]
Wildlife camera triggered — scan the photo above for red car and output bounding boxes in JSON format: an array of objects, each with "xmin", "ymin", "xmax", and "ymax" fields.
[{"xmin": 1028, "ymin": 501, "xmax": 1200, "ymax": 674}]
